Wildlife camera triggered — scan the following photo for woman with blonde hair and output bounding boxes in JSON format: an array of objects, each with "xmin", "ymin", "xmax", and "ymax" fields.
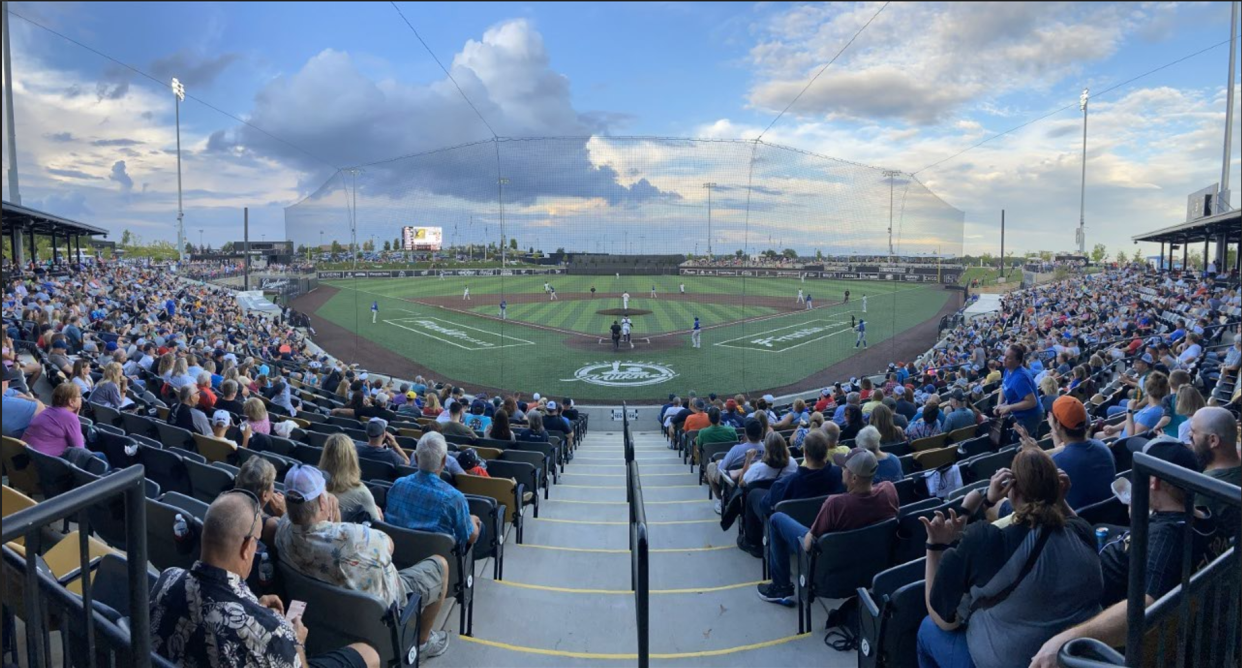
[
  {"xmin": 91, "ymin": 362, "xmax": 130, "ymax": 409},
  {"xmin": 243, "ymin": 397, "xmax": 271, "ymax": 435},
  {"xmin": 1038, "ymin": 374, "xmax": 1060, "ymax": 414},
  {"xmin": 319, "ymin": 433, "xmax": 382, "ymax": 521},
  {"xmin": 156, "ymin": 352, "xmax": 176, "ymax": 380},
  {"xmin": 1168, "ymin": 384, "xmax": 1204, "ymax": 442},
  {"xmin": 422, "ymin": 392, "xmax": 442, "ymax": 418},
  {"xmin": 868, "ymin": 404, "xmax": 906, "ymax": 445}
]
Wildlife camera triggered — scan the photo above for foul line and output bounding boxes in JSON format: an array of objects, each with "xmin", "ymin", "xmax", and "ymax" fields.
[
  {"xmin": 714, "ymin": 319, "xmax": 855, "ymax": 353},
  {"xmin": 491, "ymin": 579, "xmax": 767, "ymax": 595},
  {"xmin": 514, "ymin": 543, "xmax": 734, "ymax": 554},
  {"xmin": 459, "ymin": 632, "xmax": 814, "ymax": 660}
]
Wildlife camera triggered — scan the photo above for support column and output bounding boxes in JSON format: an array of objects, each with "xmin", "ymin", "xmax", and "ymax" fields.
[
  {"xmin": 9, "ymin": 228, "xmax": 22, "ymax": 266},
  {"xmin": 1203, "ymin": 236, "xmax": 1209, "ymax": 275},
  {"xmin": 50, "ymin": 229, "xmax": 58, "ymax": 266},
  {"xmin": 1182, "ymin": 239, "xmax": 1188, "ymax": 271},
  {"xmin": 1168, "ymin": 243, "xmax": 1175, "ymax": 273},
  {"xmin": 28, "ymin": 228, "xmax": 35, "ymax": 267},
  {"xmin": 1159, "ymin": 242, "xmax": 1165, "ymax": 270}
]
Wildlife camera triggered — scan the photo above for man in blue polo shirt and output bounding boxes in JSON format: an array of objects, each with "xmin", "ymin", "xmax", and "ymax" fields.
[{"xmin": 1045, "ymin": 395, "xmax": 1115, "ymax": 510}]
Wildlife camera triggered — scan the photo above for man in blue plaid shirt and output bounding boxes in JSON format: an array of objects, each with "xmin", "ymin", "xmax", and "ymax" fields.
[{"xmin": 386, "ymin": 432, "xmax": 480, "ymax": 546}]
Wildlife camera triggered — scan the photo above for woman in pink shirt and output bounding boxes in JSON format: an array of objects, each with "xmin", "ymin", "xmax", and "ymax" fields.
[{"xmin": 21, "ymin": 382, "xmax": 87, "ymax": 458}]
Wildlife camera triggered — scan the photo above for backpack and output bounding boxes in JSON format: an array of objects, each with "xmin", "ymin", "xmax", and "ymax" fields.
[{"xmin": 823, "ymin": 596, "xmax": 861, "ymax": 651}]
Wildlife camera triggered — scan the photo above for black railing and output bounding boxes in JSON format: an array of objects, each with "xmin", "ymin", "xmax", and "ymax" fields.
[
  {"xmin": 623, "ymin": 404, "xmax": 649, "ymax": 668},
  {"xmin": 1, "ymin": 465, "xmax": 170, "ymax": 668},
  {"xmin": 1058, "ymin": 452, "xmax": 1241, "ymax": 667}
]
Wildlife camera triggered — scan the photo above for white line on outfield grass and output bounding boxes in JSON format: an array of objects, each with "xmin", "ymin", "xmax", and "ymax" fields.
[
  {"xmin": 713, "ymin": 319, "xmax": 855, "ymax": 353},
  {"xmin": 383, "ymin": 315, "xmax": 535, "ymax": 351}
]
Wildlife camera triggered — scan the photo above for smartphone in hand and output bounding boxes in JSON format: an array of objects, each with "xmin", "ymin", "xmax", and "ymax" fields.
[{"xmin": 285, "ymin": 600, "xmax": 307, "ymax": 622}]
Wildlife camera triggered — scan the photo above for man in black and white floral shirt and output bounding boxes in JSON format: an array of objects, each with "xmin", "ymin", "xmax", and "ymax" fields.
[{"xmin": 150, "ymin": 490, "xmax": 380, "ymax": 668}]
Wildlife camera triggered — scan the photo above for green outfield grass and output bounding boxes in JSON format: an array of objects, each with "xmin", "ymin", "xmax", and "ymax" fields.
[{"xmin": 310, "ymin": 274, "xmax": 950, "ymax": 402}]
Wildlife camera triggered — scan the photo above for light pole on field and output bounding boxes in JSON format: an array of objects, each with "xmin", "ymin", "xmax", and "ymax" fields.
[
  {"xmin": 703, "ymin": 182, "xmax": 716, "ymax": 257},
  {"xmin": 498, "ymin": 177, "xmax": 509, "ymax": 267},
  {"xmin": 882, "ymin": 170, "xmax": 900, "ymax": 259},
  {"xmin": 172, "ymin": 77, "xmax": 186, "ymax": 262}
]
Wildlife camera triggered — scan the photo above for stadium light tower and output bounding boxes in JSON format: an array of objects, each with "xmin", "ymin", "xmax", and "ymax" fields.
[
  {"xmin": 343, "ymin": 168, "xmax": 362, "ymax": 269},
  {"xmin": 1077, "ymin": 87, "xmax": 1089, "ymax": 255},
  {"xmin": 703, "ymin": 182, "xmax": 717, "ymax": 257},
  {"xmin": 171, "ymin": 77, "xmax": 186, "ymax": 262},
  {"xmin": 498, "ymin": 177, "xmax": 509, "ymax": 268},
  {"xmin": 882, "ymin": 170, "xmax": 900, "ymax": 259}
]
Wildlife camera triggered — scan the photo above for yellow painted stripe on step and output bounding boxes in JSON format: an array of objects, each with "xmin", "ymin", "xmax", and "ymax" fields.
[
  {"xmin": 491, "ymin": 579, "xmax": 767, "ymax": 595},
  {"xmin": 550, "ymin": 498, "xmax": 710, "ymax": 505},
  {"xmin": 514, "ymin": 543, "xmax": 735, "ymax": 554},
  {"xmin": 533, "ymin": 517, "xmax": 718, "ymax": 526},
  {"xmin": 458, "ymin": 632, "xmax": 813, "ymax": 659}
]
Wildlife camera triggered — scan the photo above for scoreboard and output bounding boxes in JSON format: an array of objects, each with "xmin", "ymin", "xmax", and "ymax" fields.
[{"xmin": 402, "ymin": 226, "xmax": 443, "ymax": 251}]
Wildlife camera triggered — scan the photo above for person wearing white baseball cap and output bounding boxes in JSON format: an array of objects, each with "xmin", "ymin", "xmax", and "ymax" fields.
[
  {"xmin": 276, "ymin": 464, "xmax": 452, "ymax": 658},
  {"xmin": 208, "ymin": 409, "xmax": 251, "ymax": 450}
]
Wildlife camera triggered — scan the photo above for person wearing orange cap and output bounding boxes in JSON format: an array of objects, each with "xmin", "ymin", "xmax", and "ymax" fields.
[{"xmin": 1043, "ymin": 395, "xmax": 1116, "ymax": 510}]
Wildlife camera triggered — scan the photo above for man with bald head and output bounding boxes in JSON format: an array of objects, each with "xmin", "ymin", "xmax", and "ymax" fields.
[
  {"xmin": 1188, "ymin": 406, "xmax": 1240, "ymax": 537},
  {"xmin": 151, "ymin": 491, "xmax": 380, "ymax": 668}
]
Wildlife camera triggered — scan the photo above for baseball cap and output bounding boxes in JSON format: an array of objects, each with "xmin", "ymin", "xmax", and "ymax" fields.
[
  {"xmin": 406, "ymin": 391, "xmax": 418, "ymax": 400},
  {"xmin": 762, "ymin": 394, "xmax": 775, "ymax": 403},
  {"xmin": 1051, "ymin": 396, "xmax": 1088, "ymax": 431},
  {"xmin": 1139, "ymin": 353, "xmax": 1154, "ymax": 365},
  {"xmin": 1113, "ymin": 438, "xmax": 1203, "ymax": 505},
  {"xmin": 950, "ymin": 388, "xmax": 965, "ymax": 403},
  {"xmin": 832, "ymin": 447, "xmax": 879, "ymax": 478},
  {"xmin": 894, "ymin": 386, "xmax": 906, "ymax": 396},
  {"xmin": 105, "ymin": 341, "xmax": 118, "ymax": 352},
  {"xmin": 821, "ymin": 388, "xmax": 831, "ymax": 397},
  {"xmin": 366, "ymin": 418, "xmax": 388, "ymax": 438},
  {"xmin": 533, "ymin": 393, "xmax": 541, "ymax": 401},
  {"xmin": 457, "ymin": 448, "xmax": 482, "ymax": 471},
  {"xmin": 374, "ymin": 392, "xmax": 390, "ymax": 404},
  {"xmin": 284, "ymin": 465, "xmax": 326, "ymax": 503},
  {"xmin": 210, "ymin": 410, "xmax": 231, "ymax": 427},
  {"xmin": 694, "ymin": 399, "xmax": 706, "ymax": 410},
  {"xmin": 546, "ymin": 400, "xmax": 558, "ymax": 411},
  {"xmin": 51, "ymin": 339, "xmax": 67, "ymax": 349}
]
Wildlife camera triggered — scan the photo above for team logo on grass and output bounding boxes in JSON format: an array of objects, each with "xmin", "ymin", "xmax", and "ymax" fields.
[{"xmin": 567, "ymin": 361, "xmax": 677, "ymax": 387}]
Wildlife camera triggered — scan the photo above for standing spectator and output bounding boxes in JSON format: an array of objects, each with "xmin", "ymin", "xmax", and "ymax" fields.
[
  {"xmin": 276, "ymin": 464, "xmax": 452, "ymax": 659},
  {"xmin": 922, "ymin": 445, "xmax": 1102, "ymax": 668},
  {"xmin": 758, "ymin": 448, "xmax": 898, "ymax": 604},
  {"xmin": 150, "ymin": 492, "xmax": 381, "ymax": 668},
  {"xmin": 995, "ymin": 344, "xmax": 1044, "ymax": 436}
]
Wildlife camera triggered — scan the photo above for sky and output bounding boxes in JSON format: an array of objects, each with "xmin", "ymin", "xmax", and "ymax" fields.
[{"xmin": 1, "ymin": 1, "xmax": 1239, "ymax": 258}]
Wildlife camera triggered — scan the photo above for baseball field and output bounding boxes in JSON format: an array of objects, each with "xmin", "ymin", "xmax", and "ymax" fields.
[{"xmin": 294, "ymin": 274, "xmax": 955, "ymax": 403}]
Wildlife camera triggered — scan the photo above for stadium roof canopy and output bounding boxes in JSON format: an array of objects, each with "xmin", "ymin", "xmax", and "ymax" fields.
[
  {"xmin": 2, "ymin": 200, "xmax": 110, "ymax": 238},
  {"xmin": 1131, "ymin": 209, "xmax": 1240, "ymax": 245}
]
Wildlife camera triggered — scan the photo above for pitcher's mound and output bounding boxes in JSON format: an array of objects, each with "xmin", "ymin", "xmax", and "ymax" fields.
[{"xmin": 597, "ymin": 308, "xmax": 653, "ymax": 316}]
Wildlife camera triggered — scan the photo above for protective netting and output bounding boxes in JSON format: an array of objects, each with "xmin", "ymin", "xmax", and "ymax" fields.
[{"xmin": 285, "ymin": 137, "xmax": 965, "ymax": 403}]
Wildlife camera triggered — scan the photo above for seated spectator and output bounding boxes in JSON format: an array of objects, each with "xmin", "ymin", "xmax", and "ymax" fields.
[
  {"xmin": 748, "ymin": 430, "xmax": 843, "ymax": 547},
  {"xmin": 541, "ymin": 401, "xmax": 574, "ymax": 447},
  {"xmin": 1187, "ymin": 406, "xmax": 1240, "ymax": 537},
  {"xmin": 707, "ymin": 418, "xmax": 764, "ymax": 513},
  {"xmin": 790, "ymin": 412, "xmax": 823, "ymax": 451},
  {"xmin": 197, "ymin": 372, "xmax": 217, "ymax": 411},
  {"xmin": 941, "ymin": 389, "xmax": 978, "ymax": 434},
  {"xmin": 214, "ymin": 380, "xmax": 245, "ymax": 415},
  {"xmin": 484, "ymin": 409, "xmax": 516, "ymax": 442},
  {"xmin": 839, "ymin": 404, "xmax": 865, "ymax": 441},
  {"xmin": 922, "ymin": 447, "xmax": 1103, "ymax": 668},
  {"xmin": 757, "ymin": 448, "xmax": 898, "ymax": 604},
  {"xmin": 277, "ymin": 465, "xmax": 451, "ymax": 659},
  {"xmin": 906, "ymin": 405, "xmax": 943, "ymax": 440},
  {"xmin": 517, "ymin": 411, "xmax": 549, "ymax": 443},
  {"xmin": 1166, "ymin": 384, "xmax": 1203, "ymax": 441},
  {"xmin": 171, "ymin": 384, "xmax": 212, "ymax": 435},
  {"xmin": 740, "ymin": 431, "xmax": 797, "ymax": 487},
  {"xmin": 150, "ymin": 491, "xmax": 381, "ymax": 668},
  {"xmin": 90, "ymin": 362, "xmax": 131, "ymax": 410},
  {"xmin": 21, "ymin": 381, "xmax": 103, "ymax": 468},
  {"xmin": 397, "ymin": 391, "xmax": 423, "ymax": 416},
  {"xmin": 234, "ymin": 456, "xmax": 285, "ymax": 546},
  {"xmin": 166, "ymin": 357, "xmax": 197, "ymax": 391},
  {"xmin": 3, "ymin": 368, "xmax": 45, "ymax": 438},
  {"xmin": 421, "ymin": 392, "xmax": 442, "ymax": 418},
  {"xmin": 856, "ymin": 425, "xmax": 902, "ymax": 484},
  {"xmin": 1037, "ymin": 374, "xmax": 1060, "ymax": 415},
  {"xmin": 456, "ymin": 448, "xmax": 490, "ymax": 477},
  {"xmin": 696, "ymin": 407, "xmax": 740, "ymax": 460},
  {"xmin": 774, "ymin": 398, "xmax": 809, "ymax": 430},
  {"xmin": 209, "ymin": 410, "xmax": 252, "ymax": 449},
  {"xmin": 684, "ymin": 398, "xmax": 712, "ymax": 432},
  {"xmin": 720, "ymin": 398, "xmax": 746, "ymax": 428},
  {"xmin": 440, "ymin": 400, "xmax": 478, "ymax": 442},
  {"xmin": 386, "ymin": 432, "xmax": 482, "ymax": 548},
  {"xmin": 862, "ymin": 389, "xmax": 885, "ymax": 417},
  {"xmin": 47, "ymin": 338, "xmax": 73, "ymax": 375},
  {"xmin": 893, "ymin": 386, "xmax": 918, "ymax": 421},
  {"xmin": 1040, "ymin": 396, "xmax": 1115, "ymax": 510},
  {"xmin": 463, "ymin": 401, "xmax": 492, "ymax": 433},
  {"xmin": 243, "ymin": 397, "xmax": 272, "ymax": 435},
  {"xmin": 70, "ymin": 359, "xmax": 94, "ymax": 398},
  {"xmin": 319, "ymin": 433, "xmax": 383, "ymax": 522},
  {"xmin": 1098, "ymin": 371, "xmax": 1169, "ymax": 440},
  {"xmin": 867, "ymin": 404, "xmax": 906, "ymax": 445},
  {"xmin": 1031, "ymin": 440, "xmax": 1219, "ymax": 667},
  {"xmin": 357, "ymin": 419, "xmax": 411, "ymax": 468}
]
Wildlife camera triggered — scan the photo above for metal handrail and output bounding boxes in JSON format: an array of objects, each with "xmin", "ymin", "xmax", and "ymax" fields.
[
  {"xmin": 1, "ymin": 465, "xmax": 154, "ymax": 667},
  {"xmin": 622, "ymin": 404, "xmax": 649, "ymax": 668}
]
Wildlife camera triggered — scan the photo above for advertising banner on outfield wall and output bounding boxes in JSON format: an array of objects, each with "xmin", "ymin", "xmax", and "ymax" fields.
[
  {"xmin": 678, "ymin": 268, "xmax": 959, "ymax": 283},
  {"xmin": 317, "ymin": 269, "xmax": 564, "ymax": 280}
]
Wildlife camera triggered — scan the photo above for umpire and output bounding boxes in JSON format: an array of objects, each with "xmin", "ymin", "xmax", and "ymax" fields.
[{"xmin": 611, "ymin": 320, "xmax": 622, "ymax": 351}]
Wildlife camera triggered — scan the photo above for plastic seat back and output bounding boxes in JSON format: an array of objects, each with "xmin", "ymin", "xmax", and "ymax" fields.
[
  {"xmin": 1, "ymin": 436, "xmax": 41, "ymax": 498},
  {"xmin": 159, "ymin": 492, "xmax": 210, "ymax": 521},
  {"xmin": 26, "ymin": 448, "xmax": 80, "ymax": 500},
  {"xmin": 137, "ymin": 445, "xmax": 194, "ymax": 496},
  {"xmin": 145, "ymin": 497, "xmax": 203, "ymax": 571},
  {"xmin": 187, "ymin": 459, "xmax": 235, "ymax": 504},
  {"xmin": 809, "ymin": 518, "xmax": 898, "ymax": 599}
]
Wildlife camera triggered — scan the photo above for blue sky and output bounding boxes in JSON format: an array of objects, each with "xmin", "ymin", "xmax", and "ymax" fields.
[{"xmin": 2, "ymin": 1, "xmax": 1238, "ymax": 257}]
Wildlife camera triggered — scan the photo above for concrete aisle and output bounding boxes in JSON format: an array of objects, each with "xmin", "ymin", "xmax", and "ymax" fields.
[{"xmin": 436, "ymin": 430, "xmax": 855, "ymax": 667}]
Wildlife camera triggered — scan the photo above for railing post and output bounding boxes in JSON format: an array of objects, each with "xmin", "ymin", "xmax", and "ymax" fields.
[{"xmin": 125, "ymin": 472, "xmax": 152, "ymax": 667}]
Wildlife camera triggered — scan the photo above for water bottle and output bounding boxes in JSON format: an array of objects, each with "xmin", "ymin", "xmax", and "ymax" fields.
[
  {"xmin": 259, "ymin": 550, "xmax": 274, "ymax": 585},
  {"xmin": 173, "ymin": 513, "xmax": 188, "ymax": 541}
]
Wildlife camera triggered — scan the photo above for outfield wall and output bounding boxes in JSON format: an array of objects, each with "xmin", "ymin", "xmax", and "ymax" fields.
[{"xmin": 679, "ymin": 267, "xmax": 960, "ymax": 283}]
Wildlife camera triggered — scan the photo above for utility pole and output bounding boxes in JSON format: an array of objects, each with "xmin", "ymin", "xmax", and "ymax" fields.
[
  {"xmin": 1220, "ymin": 1, "xmax": 1238, "ymax": 215},
  {"xmin": 343, "ymin": 168, "xmax": 361, "ymax": 269},
  {"xmin": 703, "ymin": 182, "xmax": 716, "ymax": 257},
  {"xmin": 882, "ymin": 170, "xmax": 900, "ymax": 258},
  {"xmin": 1000, "ymin": 210, "xmax": 1006, "ymax": 280},
  {"xmin": 498, "ymin": 177, "xmax": 509, "ymax": 268},
  {"xmin": 1077, "ymin": 87, "xmax": 1089, "ymax": 255},
  {"xmin": 172, "ymin": 78, "xmax": 186, "ymax": 261}
]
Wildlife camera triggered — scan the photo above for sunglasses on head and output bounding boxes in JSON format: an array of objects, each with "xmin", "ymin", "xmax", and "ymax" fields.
[{"xmin": 221, "ymin": 488, "xmax": 261, "ymax": 542}]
